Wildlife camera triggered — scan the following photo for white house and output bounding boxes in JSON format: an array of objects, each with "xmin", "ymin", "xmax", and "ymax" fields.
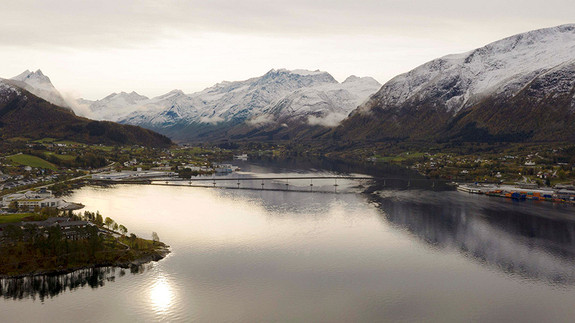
[
  {"xmin": 0, "ymin": 189, "xmax": 64, "ymax": 210},
  {"xmin": 17, "ymin": 197, "xmax": 62, "ymax": 209}
]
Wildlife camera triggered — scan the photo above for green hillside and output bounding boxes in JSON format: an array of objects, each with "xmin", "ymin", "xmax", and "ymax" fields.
[{"xmin": 7, "ymin": 153, "xmax": 58, "ymax": 170}]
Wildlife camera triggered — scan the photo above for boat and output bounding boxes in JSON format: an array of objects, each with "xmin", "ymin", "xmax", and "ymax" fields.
[
  {"xmin": 214, "ymin": 164, "xmax": 240, "ymax": 173},
  {"xmin": 456, "ymin": 184, "xmax": 494, "ymax": 194}
]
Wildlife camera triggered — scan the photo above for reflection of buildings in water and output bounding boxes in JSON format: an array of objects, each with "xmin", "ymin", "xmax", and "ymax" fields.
[
  {"xmin": 0, "ymin": 265, "xmax": 148, "ymax": 301},
  {"xmin": 373, "ymin": 191, "xmax": 575, "ymax": 285}
]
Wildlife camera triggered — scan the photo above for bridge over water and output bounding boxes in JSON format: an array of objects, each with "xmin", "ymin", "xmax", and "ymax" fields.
[
  {"xmin": 167, "ymin": 175, "xmax": 373, "ymax": 182},
  {"xmin": 90, "ymin": 174, "xmax": 453, "ymax": 193}
]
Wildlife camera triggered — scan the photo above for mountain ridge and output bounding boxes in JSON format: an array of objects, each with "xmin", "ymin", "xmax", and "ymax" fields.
[
  {"xmin": 80, "ymin": 68, "xmax": 380, "ymax": 142},
  {"xmin": 7, "ymin": 24, "xmax": 575, "ymax": 145},
  {"xmin": 0, "ymin": 81, "xmax": 173, "ymax": 147},
  {"xmin": 335, "ymin": 24, "xmax": 575, "ymax": 143}
]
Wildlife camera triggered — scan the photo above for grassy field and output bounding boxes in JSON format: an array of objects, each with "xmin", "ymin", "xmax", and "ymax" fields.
[
  {"xmin": 32, "ymin": 138, "xmax": 83, "ymax": 146},
  {"xmin": 44, "ymin": 151, "xmax": 77, "ymax": 161},
  {"xmin": 92, "ymin": 145, "xmax": 115, "ymax": 152},
  {"xmin": 0, "ymin": 213, "xmax": 34, "ymax": 224},
  {"xmin": 378, "ymin": 152, "xmax": 426, "ymax": 162},
  {"xmin": 6, "ymin": 137, "xmax": 30, "ymax": 142},
  {"xmin": 7, "ymin": 154, "xmax": 58, "ymax": 170},
  {"xmin": 32, "ymin": 138, "xmax": 57, "ymax": 143}
]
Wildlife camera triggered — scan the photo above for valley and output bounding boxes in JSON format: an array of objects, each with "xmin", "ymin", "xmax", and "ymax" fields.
[{"xmin": 3, "ymin": 2, "xmax": 575, "ymax": 322}]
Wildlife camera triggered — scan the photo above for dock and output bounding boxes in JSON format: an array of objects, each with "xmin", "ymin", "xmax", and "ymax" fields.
[{"xmin": 457, "ymin": 183, "xmax": 575, "ymax": 204}]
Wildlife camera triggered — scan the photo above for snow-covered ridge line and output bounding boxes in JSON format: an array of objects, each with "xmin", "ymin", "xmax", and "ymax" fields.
[
  {"xmin": 357, "ymin": 23, "xmax": 575, "ymax": 115},
  {"xmin": 76, "ymin": 68, "xmax": 381, "ymax": 130}
]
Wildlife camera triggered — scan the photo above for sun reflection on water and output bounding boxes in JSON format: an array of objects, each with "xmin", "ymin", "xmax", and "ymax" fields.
[{"xmin": 150, "ymin": 275, "xmax": 175, "ymax": 314}]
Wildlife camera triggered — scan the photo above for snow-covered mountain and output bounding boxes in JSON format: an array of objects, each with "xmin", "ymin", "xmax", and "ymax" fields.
[
  {"xmin": 82, "ymin": 69, "xmax": 380, "ymax": 141},
  {"xmin": 257, "ymin": 75, "xmax": 381, "ymax": 127},
  {"xmin": 121, "ymin": 89, "xmax": 204, "ymax": 127},
  {"xmin": 356, "ymin": 24, "xmax": 575, "ymax": 116},
  {"xmin": 81, "ymin": 91, "xmax": 150, "ymax": 120},
  {"xmin": 337, "ymin": 24, "xmax": 575, "ymax": 142},
  {"xmin": 8, "ymin": 69, "xmax": 71, "ymax": 109}
]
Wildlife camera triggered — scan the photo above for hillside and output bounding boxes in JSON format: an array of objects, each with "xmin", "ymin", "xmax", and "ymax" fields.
[
  {"xmin": 0, "ymin": 82, "xmax": 173, "ymax": 147},
  {"xmin": 333, "ymin": 24, "xmax": 575, "ymax": 143}
]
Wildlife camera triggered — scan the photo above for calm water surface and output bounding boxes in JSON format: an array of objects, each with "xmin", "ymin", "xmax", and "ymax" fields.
[{"xmin": 2, "ymin": 164, "xmax": 575, "ymax": 322}]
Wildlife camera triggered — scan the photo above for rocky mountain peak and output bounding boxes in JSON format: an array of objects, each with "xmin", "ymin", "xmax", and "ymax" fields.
[
  {"xmin": 12, "ymin": 69, "xmax": 52, "ymax": 87},
  {"xmin": 8, "ymin": 69, "xmax": 70, "ymax": 109}
]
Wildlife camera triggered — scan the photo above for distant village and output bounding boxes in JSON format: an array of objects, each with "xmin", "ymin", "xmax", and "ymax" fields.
[
  {"xmin": 368, "ymin": 147, "xmax": 575, "ymax": 187},
  {"xmin": 0, "ymin": 138, "xmax": 257, "ymax": 195},
  {"xmin": 1, "ymin": 138, "xmax": 574, "ymax": 218},
  {"xmin": 0, "ymin": 166, "xmax": 60, "ymax": 192}
]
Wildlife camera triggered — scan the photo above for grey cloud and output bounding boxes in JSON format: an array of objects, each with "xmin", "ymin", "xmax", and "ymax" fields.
[{"xmin": 0, "ymin": 0, "xmax": 573, "ymax": 49}]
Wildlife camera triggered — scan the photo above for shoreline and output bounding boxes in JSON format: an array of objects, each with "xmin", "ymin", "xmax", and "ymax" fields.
[{"xmin": 0, "ymin": 245, "xmax": 170, "ymax": 280}]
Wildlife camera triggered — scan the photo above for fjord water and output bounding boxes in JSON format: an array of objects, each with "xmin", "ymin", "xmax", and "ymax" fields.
[{"xmin": 2, "ymin": 164, "xmax": 575, "ymax": 322}]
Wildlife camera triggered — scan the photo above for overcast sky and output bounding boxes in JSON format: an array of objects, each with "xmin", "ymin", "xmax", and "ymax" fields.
[{"xmin": 0, "ymin": 0, "xmax": 573, "ymax": 99}]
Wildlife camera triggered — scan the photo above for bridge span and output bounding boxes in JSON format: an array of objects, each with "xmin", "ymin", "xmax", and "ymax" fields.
[
  {"xmin": 90, "ymin": 175, "xmax": 374, "ymax": 194},
  {"xmin": 166, "ymin": 175, "xmax": 373, "ymax": 182},
  {"xmin": 89, "ymin": 174, "xmax": 452, "ymax": 193}
]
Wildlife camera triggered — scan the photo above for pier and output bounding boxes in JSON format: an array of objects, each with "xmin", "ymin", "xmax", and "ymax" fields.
[{"xmin": 457, "ymin": 183, "xmax": 575, "ymax": 204}]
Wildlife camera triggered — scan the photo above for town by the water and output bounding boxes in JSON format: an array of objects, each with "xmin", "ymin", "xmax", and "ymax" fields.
[
  {"xmin": 1, "ymin": 138, "xmax": 574, "ymax": 277},
  {"xmin": 4, "ymin": 3, "xmax": 575, "ymax": 320}
]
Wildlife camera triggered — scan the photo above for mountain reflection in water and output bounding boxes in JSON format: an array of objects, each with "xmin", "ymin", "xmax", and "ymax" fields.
[
  {"xmin": 373, "ymin": 189, "xmax": 575, "ymax": 285},
  {"xmin": 0, "ymin": 265, "xmax": 148, "ymax": 301},
  {"xmin": 3, "ymin": 169, "xmax": 575, "ymax": 322}
]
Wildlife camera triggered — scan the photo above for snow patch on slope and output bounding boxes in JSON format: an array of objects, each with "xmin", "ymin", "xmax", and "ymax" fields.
[{"xmin": 0, "ymin": 80, "xmax": 23, "ymax": 103}]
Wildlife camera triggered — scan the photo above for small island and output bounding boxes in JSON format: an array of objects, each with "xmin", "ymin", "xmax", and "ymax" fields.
[{"xmin": 0, "ymin": 208, "xmax": 169, "ymax": 278}]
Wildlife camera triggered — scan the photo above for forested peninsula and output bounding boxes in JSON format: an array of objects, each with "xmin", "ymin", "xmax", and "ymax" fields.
[{"xmin": 0, "ymin": 209, "xmax": 169, "ymax": 278}]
